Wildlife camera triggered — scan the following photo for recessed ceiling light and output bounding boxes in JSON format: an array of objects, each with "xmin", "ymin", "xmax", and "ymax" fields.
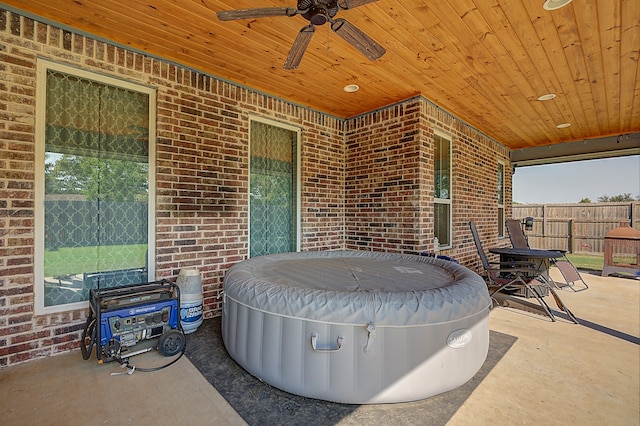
[
  {"xmin": 343, "ymin": 84, "xmax": 359, "ymax": 93},
  {"xmin": 537, "ymin": 93, "xmax": 556, "ymax": 101},
  {"xmin": 556, "ymin": 123, "xmax": 572, "ymax": 129},
  {"xmin": 543, "ymin": 0, "xmax": 573, "ymax": 11}
]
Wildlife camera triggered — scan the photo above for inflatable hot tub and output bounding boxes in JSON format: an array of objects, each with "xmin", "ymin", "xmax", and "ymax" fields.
[{"xmin": 222, "ymin": 250, "xmax": 491, "ymax": 404}]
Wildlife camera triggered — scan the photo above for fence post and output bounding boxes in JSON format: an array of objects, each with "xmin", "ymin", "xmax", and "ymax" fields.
[
  {"xmin": 542, "ymin": 204, "xmax": 546, "ymax": 246},
  {"xmin": 569, "ymin": 218, "xmax": 574, "ymax": 253}
]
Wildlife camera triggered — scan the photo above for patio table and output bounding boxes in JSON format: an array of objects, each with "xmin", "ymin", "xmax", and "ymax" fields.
[
  {"xmin": 489, "ymin": 247, "xmax": 564, "ymax": 297},
  {"xmin": 489, "ymin": 247, "xmax": 564, "ymax": 275}
]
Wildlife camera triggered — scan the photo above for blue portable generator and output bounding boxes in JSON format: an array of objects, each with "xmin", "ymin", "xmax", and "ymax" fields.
[{"xmin": 81, "ymin": 280, "xmax": 185, "ymax": 364}]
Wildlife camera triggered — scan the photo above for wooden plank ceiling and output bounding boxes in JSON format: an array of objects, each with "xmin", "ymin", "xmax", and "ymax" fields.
[{"xmin": 2, "ymin": 0, "xmax": 639, "ymax": 150}]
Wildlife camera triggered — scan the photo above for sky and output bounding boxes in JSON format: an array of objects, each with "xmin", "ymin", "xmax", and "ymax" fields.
[{"xmin": 512, "ymin": 155, "xmax": 640, "ymax": 204}]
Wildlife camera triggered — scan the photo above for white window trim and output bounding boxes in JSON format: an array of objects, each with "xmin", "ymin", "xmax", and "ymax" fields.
[
  {"xmin": 247, "ymin": 116, "xmax": 301, "ymax": 258},
  {"xmin": 497, "ymin": 160, "xmax": 506, "ymax": 238},
  {"xmin": 34, "ymin": 59, "xmax": 157, "ymax": 315},
  {"xmin": 434, "ymin": 129, "xmax": 453, "ymax": 249}
]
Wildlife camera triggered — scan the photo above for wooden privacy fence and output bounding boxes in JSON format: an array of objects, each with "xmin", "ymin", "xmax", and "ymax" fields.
[{"xmin": 512, "ymin": 202, "xmax": 640, "ymax": 254}]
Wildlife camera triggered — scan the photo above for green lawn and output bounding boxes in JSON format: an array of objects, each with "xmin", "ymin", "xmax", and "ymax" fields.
[
  {"xmin": 564, "ymin": 253, "xmax": 604, "ymax": 272},
  {"xmin": 44, "ymin": 244, "xmax": 147, "ymax": 277}
]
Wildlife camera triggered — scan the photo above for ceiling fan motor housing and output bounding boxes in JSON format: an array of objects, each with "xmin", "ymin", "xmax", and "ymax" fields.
[{"xmin": 301, "ymin": 0, "xmax": 339, "ymax": 25}]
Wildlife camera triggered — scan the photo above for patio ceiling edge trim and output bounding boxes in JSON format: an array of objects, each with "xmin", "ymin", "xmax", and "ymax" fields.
[{"xmin": 510, "ymin": 132, "xmax": 640, "ymax": 167}]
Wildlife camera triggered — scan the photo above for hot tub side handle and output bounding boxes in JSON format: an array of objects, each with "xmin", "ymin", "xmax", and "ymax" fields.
[
  {"xmin": 364, "ymin": 323, "xmax": 376, "ymax": 352},
  {"xmin": 310, "ymin": 333, "xmax": 343, "ymax": 352}
]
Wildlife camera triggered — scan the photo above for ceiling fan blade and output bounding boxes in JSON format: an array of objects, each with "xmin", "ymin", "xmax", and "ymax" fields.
[
  {"xmin": 337, "ymin": 0, "xmax": 379, "ymax": 10},
  {"xmin": 284, "ymin": 25, "xmax": 315, "ymax": 70},
  {"xmin": 331, "ymin": 18, "xmax": 385, "ymax": 61},
  {"xmin": 217, "ymin": 7, "xmax": 297, "ymax": 21}
]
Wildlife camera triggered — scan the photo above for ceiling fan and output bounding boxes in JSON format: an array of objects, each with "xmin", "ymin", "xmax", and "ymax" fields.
[{"xmin": 217, "ymin": 0, "xmax": 386, "ymax": 70}]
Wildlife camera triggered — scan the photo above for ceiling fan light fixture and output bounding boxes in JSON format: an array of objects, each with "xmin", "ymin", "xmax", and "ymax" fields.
[
  {"xmin": 537, "ymin": 93, "xmax": 556, "ymax": 101},
  {"xmin": 343, "ymin": 84, "xmax": 360, "ymax": 93},
  {"xmin": 556, "ymin": 123, "xmax": 572, "ymax": 129},
  {"xmin": 543, "ymin": 0, "xmax": 573, "ymax": 11},
  {"xmin": 306, "ymin": 6, "xmax": 330, "ymax": 25}
]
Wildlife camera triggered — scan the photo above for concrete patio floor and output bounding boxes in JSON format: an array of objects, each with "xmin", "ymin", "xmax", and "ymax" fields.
[{"xmin": 1, "ymin": 270, "xmax": 638, "ymax": 425}]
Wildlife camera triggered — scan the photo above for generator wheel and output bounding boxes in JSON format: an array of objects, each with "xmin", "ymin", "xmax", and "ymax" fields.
[{"xmin": 158, "ymin": 329, "xmax": 185, "ymax": 357}]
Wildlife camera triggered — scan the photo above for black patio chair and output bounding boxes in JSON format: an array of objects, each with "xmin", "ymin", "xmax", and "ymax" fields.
[
  {"xmin": 470, "ymin": 221, "xmax": 578, "ymax": 323},
  {"xmin": 505, "ymin": 218, "xmax": 530, "ymax": 250},
  {"xmin": 506, "ymin": 218, "xmax": 588, "ymax": 292}
]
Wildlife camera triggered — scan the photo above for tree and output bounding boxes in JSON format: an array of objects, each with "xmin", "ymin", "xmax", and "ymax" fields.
[
  {"xmin": 45, "ymin": 154, "xmax": 148, "ymax": 201},
  {"xmin": 579, "ymin": 197, "xmax": 592, "ymax": 203},
  {"xmin": 597, "ymin": 193, "xmax": 635, "ymax": 202}
]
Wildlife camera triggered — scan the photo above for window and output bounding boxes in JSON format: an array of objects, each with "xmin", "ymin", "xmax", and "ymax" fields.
[
  {"xmin": 434, "ymin": 132, "xmax": 452, "ymax": 248},
  {"xmin": 35, "ymin": 60, "xmax": 156, "ymax": 314},
  {"xmin": 249, "ymin": 118, "xmax": 300, "ymax": 257},
  {"xmin": 497, "ymin": 161, "xmax": 505, "ymax": 238}
]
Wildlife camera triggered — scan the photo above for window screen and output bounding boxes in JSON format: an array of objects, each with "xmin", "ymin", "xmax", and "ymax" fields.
[{"xmin": 40, "ymin": 67, "xmax": 152, "ymax": 309}]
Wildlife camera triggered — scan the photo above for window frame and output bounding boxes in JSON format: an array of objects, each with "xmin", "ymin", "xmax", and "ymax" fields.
[
  {"xmin": 433, "ymin": 130, "xmax": 453, "ymax": 250},
  {"xmin": 497, "ymin": 160, "xmax": 506, "ymax": 238},
  {"xmin": 34, "ymin": 59, "xmax": 157, "ymax": 315},
  {"xmin": 247, "ymin": 116, "xmax": 301, "ymax": 258}
]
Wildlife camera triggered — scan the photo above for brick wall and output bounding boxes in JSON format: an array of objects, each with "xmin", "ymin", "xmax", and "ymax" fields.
[
  {"xmin": 343, "ymin": 98, "xmax": 512, "ymax": 271},
  {"xmin": 344, "ymin": 100, "xmax": 425, "ymax": 252},
  {"xmin": 0, "ymin": 9, "xmax": 510, "ymax": 366}
]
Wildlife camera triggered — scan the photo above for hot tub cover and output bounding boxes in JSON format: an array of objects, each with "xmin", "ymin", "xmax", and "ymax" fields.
[{"xmin": 224, "ymin": 250, "xmax": 490, "ymax": 326}]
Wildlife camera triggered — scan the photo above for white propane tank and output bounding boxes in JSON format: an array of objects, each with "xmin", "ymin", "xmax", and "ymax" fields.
[{"xmin": 176, "ymin": 269, "xmax": 203, "ymax": 334}]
